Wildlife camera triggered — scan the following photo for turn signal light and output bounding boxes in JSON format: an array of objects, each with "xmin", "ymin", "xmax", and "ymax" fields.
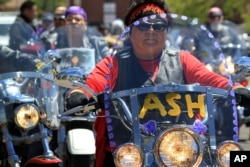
[{"xmin": 240, "ymin": 79, "xmax": 248, "ymax": 87}]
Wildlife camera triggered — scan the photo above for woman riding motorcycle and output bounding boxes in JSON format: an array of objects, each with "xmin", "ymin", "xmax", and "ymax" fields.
[{"xmin": 65, "ymin": 0, "xmax": 250, "ymax": 166}]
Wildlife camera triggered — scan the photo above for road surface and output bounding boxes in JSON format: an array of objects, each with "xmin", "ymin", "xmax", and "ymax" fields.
[{"xmin": 239, "ymin": 125, "xmax": 250, "ymax": 150}]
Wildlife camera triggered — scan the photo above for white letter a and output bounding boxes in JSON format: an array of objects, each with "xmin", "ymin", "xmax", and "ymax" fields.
[{"xmin": 234, "ymin": 155, "xmax": 241, "ymax": 162}]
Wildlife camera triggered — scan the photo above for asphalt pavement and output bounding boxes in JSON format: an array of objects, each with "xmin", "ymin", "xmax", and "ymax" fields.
[{"xmin": 239, "ymin": 125, "xmax": 250, "ymax": 150}]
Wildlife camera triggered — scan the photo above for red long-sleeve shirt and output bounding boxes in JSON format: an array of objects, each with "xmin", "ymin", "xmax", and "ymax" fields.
[
  {"xmin": 86, "ymin": 50, "xmax": 229, "ymax": 92},
  {"xmin": 85, "ymin": 50, "xmax": 230, "ymax": 167}
]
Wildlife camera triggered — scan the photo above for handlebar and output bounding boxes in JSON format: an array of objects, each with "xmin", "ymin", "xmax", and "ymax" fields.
[
  {"xmin": 58, "ymin": 103, "xmax": 97, "ymax": 117},
  {"xmin": 232, "ymin": 56, "xmax": 250, "ymax": 82}
]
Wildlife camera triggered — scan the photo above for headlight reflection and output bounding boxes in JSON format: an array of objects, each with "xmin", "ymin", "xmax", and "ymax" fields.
[
  {"xmin": 14, "ymin": 104, "xmax": 40, "ymax": 130},
  {"xmin": 154, "ymin": 126, "xmax": 203, "ymax": 167},
  {"xmin": 216, "ymin": 141, "xmax": 243, "ymax": 167},
  {"xmin": 114, "ymin": 143, "xmax": 143, "ymax": 167}
]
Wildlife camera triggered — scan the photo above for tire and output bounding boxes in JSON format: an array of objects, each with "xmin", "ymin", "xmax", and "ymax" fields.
[{"xmin": 68, "ymin": 154, "xmax": 95, "ymax": 167}]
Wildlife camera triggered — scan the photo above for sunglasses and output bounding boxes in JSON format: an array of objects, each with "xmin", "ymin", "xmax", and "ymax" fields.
[
  {"xmin": 209, "ymin": 15, "xmax": 222, "ymax": 19},
  {"xmin": 54, "ymin": 15, "xmax": 65, "ymax": 21},
  {"xmin": 136, "ymin": 22, "xmax": 168, "ymax": 32}
]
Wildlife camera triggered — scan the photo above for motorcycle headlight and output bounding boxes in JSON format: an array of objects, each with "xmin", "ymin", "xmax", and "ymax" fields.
[
  {"xmin": 14, "ymin": 104, "xmax": 40, "ymax": 130},
  {"xmin": 216, "ymin": 140, "xmax": 243, "ymax": 167},
  {"xmin": 114, "ymin": 143, "xmax": 143, "ymax": 167},
  {"xmin": 154, "ymin": 126, "xmax": 203, "ymax": 167},
  {"xmin": 218, "ymin": 56, "xmax": 235, "ymax": 75}
]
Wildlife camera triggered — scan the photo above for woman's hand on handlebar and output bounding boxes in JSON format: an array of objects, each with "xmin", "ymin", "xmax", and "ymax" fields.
[
  {"xmin": 234, "ymin": 87, "xmax": 250, "ymax": 107},
  {"xmin": 65, "ymin": 89, "xmax": 90, "ymax": 110}
]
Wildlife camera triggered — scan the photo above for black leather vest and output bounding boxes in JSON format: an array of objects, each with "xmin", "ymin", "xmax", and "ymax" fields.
[
  {"xmin": 108, "ymin": 47, "xmax": 187, "ymax": 146},
  {"xmin": 114, "ymin": 47, "xmax": 186, "ymax": 91}
]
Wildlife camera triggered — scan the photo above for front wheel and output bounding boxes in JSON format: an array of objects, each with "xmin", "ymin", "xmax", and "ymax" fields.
[
  {"xmin": 0, "ymin": 160, "xmax": 20, "ymax": 167},
  {"xmin": 68, "ymin": 154, "xmax": 95, "ymax": 167}
]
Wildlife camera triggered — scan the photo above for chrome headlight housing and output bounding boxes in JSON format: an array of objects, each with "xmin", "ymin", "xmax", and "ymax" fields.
[
  {"xmin": 154, "ymin": 126, "xmax": 203, "ymax": 167},
  {"xmin": 14, "ymin": 104, "xmax": 40, "ymax": 130},
  {"xmin": 114, "ymin": 143, "xmax": 143, "ymax": 167},
  {"xmin": 216, "ymin": 140, "xmax": 243, "ymax": 167}
]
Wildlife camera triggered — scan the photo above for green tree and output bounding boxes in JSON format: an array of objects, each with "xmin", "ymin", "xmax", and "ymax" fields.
[
  {"xmin": 32, "ymin": 0, "xmax": 67, "ymax": 17},
  {"xmin": 0, "ymin": 0, "xmax": 8, "ymax": 4},
  {"xmin": 166, "ymin": 0, "xmax": 250, "ymax": 33}
]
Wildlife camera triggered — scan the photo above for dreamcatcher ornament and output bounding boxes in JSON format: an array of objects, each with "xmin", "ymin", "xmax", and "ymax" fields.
[
  {"xmin": 192, "ymin": 113, "xmax": 207, "ymax": 135},
  {"xmin": 141, "ymin": 120, "xmax": 157, "ymax": 135},
  {"xmin": 192, "ymin": 119, "xmax": 208, "ymax": 135}
]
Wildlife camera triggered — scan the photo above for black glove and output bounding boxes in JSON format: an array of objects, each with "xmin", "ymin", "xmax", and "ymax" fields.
[
  {"xmin": 234, "ymin": 87, "xmax": 250, "ymax": 107},
  {"xmin": 65, "ymin": 91, "xmax": 89, "ymax": 110},
  {"xmin": 234, "ymin": 87, "xmax": 250, "ymax": 126}
]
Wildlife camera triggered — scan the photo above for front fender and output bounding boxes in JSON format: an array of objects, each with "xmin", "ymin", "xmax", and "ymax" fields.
[
  {"xmin": 23, "ymin": 156, "xmax": 62, "ymax": 167},
  {"xmin": 67, "ymin": 129, "xmax": 95, "ymax": 155}
]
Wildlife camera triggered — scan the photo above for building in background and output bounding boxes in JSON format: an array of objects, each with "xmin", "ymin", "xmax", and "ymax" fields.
[
  {"xmin": 1, "ymin": 0, "xmax": 130, "ymax": 26},
  {"xmin": 69, "ymin": 0, "xmax": 130, "ymax": 25},
  {"xmin": 0, "ymin": 0, "xmax": 26, "ymax": 11}
]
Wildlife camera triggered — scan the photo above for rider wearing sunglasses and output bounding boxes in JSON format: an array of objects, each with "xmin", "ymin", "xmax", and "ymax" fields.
[
  {"xmin": 205, "ymin": 7, "xmax": 240, "ymax": 45},
  {"xmin": 40, "ymin": 6, "xmax": 66, "ymax": 50},
  {"xmin": 53, "ymin": 6, "xmax": 109, "ymax": 63},
  {"xmin": 65, "ymin": 1, "xmax": 250, "ymax": 167},
  {"xmin": 53, "ymin": 6, "xmax": 66, "ymax": 29},
  {"xmin": 206, "ymin": 7, "xmax": 224, "ymax": 32},
  {"xmin": 136, "ymin": 21, "xmax": 168, "ymax": 32}
]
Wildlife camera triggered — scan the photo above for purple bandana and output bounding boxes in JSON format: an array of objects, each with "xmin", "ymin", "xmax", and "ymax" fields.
[{"xmin": 65, "ymin": 6, "xmax": 87, "ymax": 20}]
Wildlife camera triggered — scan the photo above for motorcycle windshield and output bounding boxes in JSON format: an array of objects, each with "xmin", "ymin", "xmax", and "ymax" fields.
[
  {"xmin": 217, "ymin": 20, "xmax": 248, "ymax": 55},
  {"xmin": 7, "ymin": 20, "xmax": 45, "ymax": 57},
  {"xmin": 52, "ymin": 24, "xmax": 108, "ymax": 113},
  {"xmin": 167, "ymin": 14, "xmax": 222, "ymax": 66},
  {"xmin": 0, "ymin": 71, "xmax": 60, "ymax": 129},
  {"xmin": 166, "ymin": 15, "xmax": 235, "ymax": 76},
  {"xmin": 52, "ymin": 24, "xmax": 109, "ymax": 69},
  {"xmin": 56, "ymin": 47, "xmax": 95, "ymax": 74},
  {"xmin": 208, "ymin": 20, "xmax": 248, "ymax": 75},
  {"xmin": 103, "ymin": 14, "xmax": 240, "ymax": 167}
]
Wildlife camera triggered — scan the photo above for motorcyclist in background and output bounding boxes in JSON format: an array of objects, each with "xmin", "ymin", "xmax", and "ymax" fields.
[
  {"xmin": 44, "ymin": 6, "xmax": 109, "ymax": 167},
  {"xmin": 53, "ymin": 6, "xmax": 67, "ymax": 29},
  {"xmin": 8, "ymin": 0, "xmax": 39, "ymax": 51},
  {"xmin": 0, "ymin": 45, "xmax": 56, "ymax": 166},
  {"xmin": 0, "ymin": 45, "xmax": 41, "ymax": 73},
  {"xmin": 41, "ymin": 6, "xmax": 67, "ymax": 50},
  {"xmin": 205, "ymin": 7, "xmax": 241, "ymax": 46},
  {"xmin": 64, "ymin": 0, "xmax": 250, "ymax": 166},
  {"xmin": 104, "ymin": 19, "xmax": 125, "ymax": 48},
  {"xmin": 54, "ymin": 6, "xmax": 109, "ymax": 63},
  {"xmin": 206, "ymin": 7, "xmax": 250, "ymax": 127},
  {"xmin": 37, "ymin": 12, "xmax": 55, "ymax": 42}
]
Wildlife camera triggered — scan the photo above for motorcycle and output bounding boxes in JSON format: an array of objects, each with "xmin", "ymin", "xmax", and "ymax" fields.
[
  {"xmin": 55, "ymin": 68, "xmax": 243, "ymax": 167},
  {"xmin": 55, "ymin": 51, "xmax": 96, "ymax": 167},
  {"xmin": 48, "ymin": 24, "xmax": 106, "ymax": 167},
  {"xmin": 233, "ymin": 56, "xmax": 250, "ymax": 131},
  {"xmin": 207, "ymin": 20, "xmax": 250, "ymax": 130},
  {"xmin": 0, "ymin": 51, "xmax": 61, "ymax": 167},
  {"xmin": 219, "ymin": 20, "xmax": 250, "ymax": 57},
  {"xmin": 53, "ymin": 13, "xmax": 243, "ymax": 167},
  {"xmin": 7, "ymin": 19, "xmax": 46, "ymax": 59},
  {"xmin": 165, "ymin": 14, "xmax": 250, "ymax": 135},
  {"xmin": 19, "ymin": 38, "xmax": 46, "ymax": 59},
  {"xmin": 214, "ymin": 20, "xmax": 248, "ymax": 76}
]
